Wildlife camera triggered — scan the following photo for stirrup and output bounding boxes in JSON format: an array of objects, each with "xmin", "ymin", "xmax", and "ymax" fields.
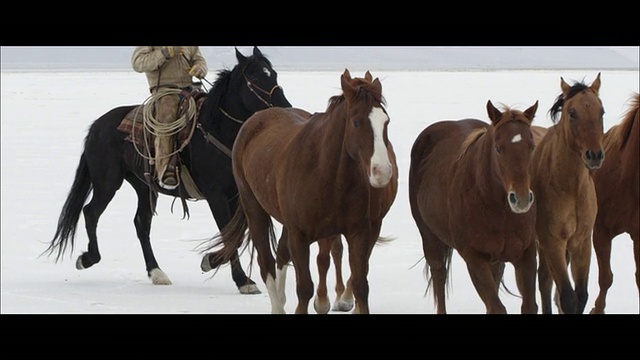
[{"xmin": 159, "ymin": 170, "xmax": 179, "ymax": 190}]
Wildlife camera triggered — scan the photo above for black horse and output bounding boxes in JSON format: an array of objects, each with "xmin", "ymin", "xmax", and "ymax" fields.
[{"xmin": 43, "ymin": 46, "xmax": 291, "ymax": 294}]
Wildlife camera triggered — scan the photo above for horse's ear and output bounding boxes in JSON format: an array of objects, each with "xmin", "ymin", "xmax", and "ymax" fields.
[
  {"xmin": 590, "ymin": 72, "xmax": 601, "ymax": 94},
  {"xmin": 523, "ymin": 101, "xmax": 539, "ymax": 123},
  {"xmin": 341, "ymin": 69, "xmax": 356, "ymax": 99},
  {"xmin": 365, "ymin": 71, "xmax": 373, "ymax": 82},
  {"xmin": 343, "ymin": 68, "xmax": 352, "ymax": 81},
  {"xmin": 236, "ymin": 47, "xmax": 247, "ymax": 63},
  {"xmin": 372, "ymin": 78, "xmax": 382, "ymax": 95},
  {"xmin": 486, "ymin": 100, "xmax": 503, "ymax": 125},
  {"xmin": 253, "ymin": 46, "xmax": 263, "ymax": 58},
  {"xmin": 560, "ymin": 77, "xmax": 571, "ymax": 98}
]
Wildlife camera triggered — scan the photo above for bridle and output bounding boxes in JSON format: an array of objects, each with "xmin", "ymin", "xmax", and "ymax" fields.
[
  {"xmin": 243, "ymin": 73, "xmax": 283, "ymax": 108},
  {"xmin": 201, "ymin": 65, "xmax": 284, "ymax": 158}
]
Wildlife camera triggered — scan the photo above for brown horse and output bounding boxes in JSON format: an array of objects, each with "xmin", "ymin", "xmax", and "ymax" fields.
[
  {"xmin": 590, "ymin": 92, "xmax": 639, "ymax": 314},
  {"xmin": 531, "ymin": 73, "xmax": 605, "ymax": 314},
  {"xmin": 206, "ymin": 69, "xmax": 398, "ymax": 314},
  {"xmin": 409, "ymin": 100, "xmax": 539, "ymax": 314}
]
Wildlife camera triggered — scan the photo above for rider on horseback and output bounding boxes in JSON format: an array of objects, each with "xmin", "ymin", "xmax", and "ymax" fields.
[{"xmin": 132, "ymin": 46, "xmax": 208, "ymax": 190}]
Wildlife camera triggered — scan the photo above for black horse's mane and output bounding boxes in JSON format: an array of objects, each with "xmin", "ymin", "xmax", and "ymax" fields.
[
  {"xmin": 198, "ymin": 68, "xmax": 233, "ymax": 124},
  {"xmin": 198, "ymin": 53, "xmax": 274, "ymax": 124},
  {"xmin": 548, "ymin": 81, "xmax": 590, "ymax": 124}
]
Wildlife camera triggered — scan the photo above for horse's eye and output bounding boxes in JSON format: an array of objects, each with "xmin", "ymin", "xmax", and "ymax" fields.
[
  {"xmin": 353, "ymin": 119, "xmax": 360, "ymax": 128},
  {"xmin": 495, "ymin": 146, "xmax": 502, "ymax": 154},
  {"xmin": 568, "ymin": 108, "xmax": 577, "ymax": 120}
]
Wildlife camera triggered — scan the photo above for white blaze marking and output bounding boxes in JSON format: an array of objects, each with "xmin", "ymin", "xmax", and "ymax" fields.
[
  {"xmin": 369, "ymin": 106, "xmax": 393, "ymax": 188},
  {"xmin": 511, "ymin": 134, "xmax": 522, "ymax": 143}
]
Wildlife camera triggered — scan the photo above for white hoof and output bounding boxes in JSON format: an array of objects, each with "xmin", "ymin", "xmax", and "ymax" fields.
[
  {"xmin": 75, "ymin": 256, "xmax": 85, "ymax": 270},
  {"xmin": 150, "ymin": 268, "xmax": 172, "ymax": 285},
  {"xmin": 238, "ymin": 283, "xmax": 261, "ymax": 294},
  {"xmin": 314, "ymin": 297, "xmax": 331, "ymax": 314},
  {"xmin": 200, "ymin": 255, "xmax": 213, "ymax": 272},
  {"xmin": 332, "ymin": 299, "xmax": 354, "ymax": 312}
]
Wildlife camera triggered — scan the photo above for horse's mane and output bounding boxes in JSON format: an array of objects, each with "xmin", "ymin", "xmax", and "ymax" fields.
[
  {"xmin": 326, "ymin": 78, "xmax": 386, "ymax": 111},
  {"xmin": 198, "ymin": 53, "xmax": 274, "ymax": 123},
  {"xmin": 198, "ymin": 69, "xmax": 232, "ymax": 122},
  {"xmin": 458, "ymin": 127, "xmax": 487, "ymax": 161},
  {"xmin": 603, "ymin": 92, "xmax": 640, "ymax": 150},
  {"xmin": 548, "ymin": 80, "xmax": 590, "ymax": 124}
]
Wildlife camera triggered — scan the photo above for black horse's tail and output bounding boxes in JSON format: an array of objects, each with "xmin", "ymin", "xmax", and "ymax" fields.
[
  {"xmin": 200, "ymin": 202, "xmax": 251, "ymax": 266},
  {"xmin": 42, "ymin": 153, "xmax": 92, "ymax": 262}
]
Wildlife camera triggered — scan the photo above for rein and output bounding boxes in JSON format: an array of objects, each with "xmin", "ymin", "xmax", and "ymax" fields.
[{"xmin": 200, "ymin": 67, "xmax": 281, "ymax": 159}]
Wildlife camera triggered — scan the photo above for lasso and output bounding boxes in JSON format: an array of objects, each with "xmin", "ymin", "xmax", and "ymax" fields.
[{"xmin": 131, "ymin": 87, "xmax": 197, "ymax": 163}]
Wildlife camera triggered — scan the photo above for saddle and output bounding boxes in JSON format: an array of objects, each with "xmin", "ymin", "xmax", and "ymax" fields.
[
  {"xmin": 117, "ymin": 89, "xmax": 208, "ymax": 200},
  {"xmin": 117, "ymin": 89, "xmax": 207, "ymax": 151}
]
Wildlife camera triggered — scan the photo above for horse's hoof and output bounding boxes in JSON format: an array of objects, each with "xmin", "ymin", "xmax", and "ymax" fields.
[
  {"xmin": 149, "ymin": 268, "xmax": 172, "ymax": 285},
  {"xmin": 589, "ymin": 307, "xmax": 604, "ymax": 315},
  {"xmin": 201, "ymin": 253, "xmax": 223, "ymax": 272},
  {"xmin": 332, "ymin": 300, "xmax": 354, "ymax": 312},
  {"xmin": 238, "ymin": 283, "xmax": 261, "ymax": 294},
  {"xmin": 313, "ymin": 298, "xmax": 331, "ymax": 314},
  {"xmin": 75, "ymin": 256, "xmax": 85, "ymax": 270},
  {"xmin": 200, "ymin": 255, "xmax": 213, "ymax": 272}
]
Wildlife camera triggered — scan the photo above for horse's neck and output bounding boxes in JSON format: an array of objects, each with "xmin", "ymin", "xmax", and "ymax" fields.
[
  {"xmin": 312, "ymin": 107, "xmax": 359, "ymax": 182},
  {"xmin": 546, "ymin": 121, "xmax": 591, "ymax": 185},
  {"xmin": 467, "ymin": 131, "xmax": 503, "ymax": 197}
]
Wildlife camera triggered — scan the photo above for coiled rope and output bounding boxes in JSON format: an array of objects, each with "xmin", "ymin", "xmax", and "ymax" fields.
[{"xmin": 131, "ymin": 87, "xmax": 198, "ymax": 162}]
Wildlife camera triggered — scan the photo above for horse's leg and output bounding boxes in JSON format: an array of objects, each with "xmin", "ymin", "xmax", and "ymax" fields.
[
  {"xmin": 344, "ymin": 226, "xmax": 373, "ymax": 314},
  {"xmin": 313, "ymin": 236, "xmax": 333, "ymax": 314},
  {"xmin": 242, "ymin": 195, "xmax": 281, "ymax": 313},
  {"xmin": 127, "ymin": 177, "xmax": 171, "ymax": 285},
  {"xmin": 633, "ymin": 233, "xmax": 640, "ymax": 294},
  {"xmin": 201, "ymin": 192, "xmax": 260, "ymax": 294},
  {"xmin": 491, "ymin": 262, "xmax": 506, "ymax": 285},
  {"xmin": 513, "ymin": 243, "xmax": 539, "ymax": 314},
  {"xmin": 418, "ymin": 225, "xmax": 450, "ymax": 314},
  {"xmin": 541, "ymin": 238, "xmax": 577, "ymax": 314},
  {"xmin": 590, "ymin": 226, "xmax": 614, "ymax": 314},
  {"xmin": 288, "ymin": 229, "xmax": 313, "ymax": 314},
  {"xmin": 570, "ymin": 237, "xmax": 592, "ymax": 314},
  {"xmin": 76, "ymin": 170, "xmax": 123, "ymax": 271},
  {"xmin": 462, "ymin": 250, "xmax": 507, "ymax": 314},
  {"xmin": 537, "ymin": 244, "xmax": 554, "ymax": 314},
  {"xmin": 275, "ymin": 227, "xmax": 290, "ymax": 308},
  {"xmin": 331, "ymin": 236, "xmax": 355, "ymax": 312}
]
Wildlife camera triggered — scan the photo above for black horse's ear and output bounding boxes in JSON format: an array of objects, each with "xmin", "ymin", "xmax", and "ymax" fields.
[
  {"xmin": 236, "ymin": 47, "xmax": 247, "ymax": 62},
  {"xmin": 253, "ymin": 46, "xmax": 263, "ymax": 57}
]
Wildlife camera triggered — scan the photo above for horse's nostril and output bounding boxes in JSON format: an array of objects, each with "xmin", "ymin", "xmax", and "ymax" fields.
[
  {"xmin": 509, "ymin": 193, "xmax": 517, "ymax": 204},
  {"xmin": 529, "ymin": 191, "xmax": 534, "ymax": 203}
]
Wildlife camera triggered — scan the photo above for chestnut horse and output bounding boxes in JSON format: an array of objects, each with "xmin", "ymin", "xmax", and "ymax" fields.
[
  {"xmin": 205, "ymin": 69, "xmax": 398, "ymax": 313},
  {"xmin": 531, "ymin": 73, "xmax": 605, "ymax": 314},
  {"xmin": 590, "ymin": 92, "xmax": 639, "ymax": 314},
  {"xmin": 409, "ymin": 100, "xmax": 539, "ymax": 314}
]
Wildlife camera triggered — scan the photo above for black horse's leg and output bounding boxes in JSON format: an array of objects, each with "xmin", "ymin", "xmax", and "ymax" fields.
[
  {"xmin": 127, "ymin": 176, "xmax": 171, "ymax": 285},
  {"xmin": 200, "ymin": 191, "xmax": 260, "ymax": 294},
  {"xmin": 77, "ymin": 172, "xmax": 122, "ymax": 271}
]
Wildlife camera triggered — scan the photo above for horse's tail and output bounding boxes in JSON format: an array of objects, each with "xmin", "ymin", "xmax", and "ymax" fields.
[
  {"xmin": 201, "ymin": 202, "xmax": 251, "ymax": 265},
  {"xmin": 41, "ymin": 153, "xmax": 93, "ymax": 262}
]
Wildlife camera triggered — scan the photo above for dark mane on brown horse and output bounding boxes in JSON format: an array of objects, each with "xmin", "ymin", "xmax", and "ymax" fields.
[
  {"xmin": 549, "ymin": 81, "xmax": 592, "ymax": 123},
  {"xmin": 531, "ymin": 73, "xmax": 604, "ymax": 314}
]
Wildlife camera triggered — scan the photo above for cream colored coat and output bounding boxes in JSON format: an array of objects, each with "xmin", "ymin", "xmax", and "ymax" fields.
[{"xmin": 131, "ymin": 46, "xmax": 208, "ymax": 92}]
